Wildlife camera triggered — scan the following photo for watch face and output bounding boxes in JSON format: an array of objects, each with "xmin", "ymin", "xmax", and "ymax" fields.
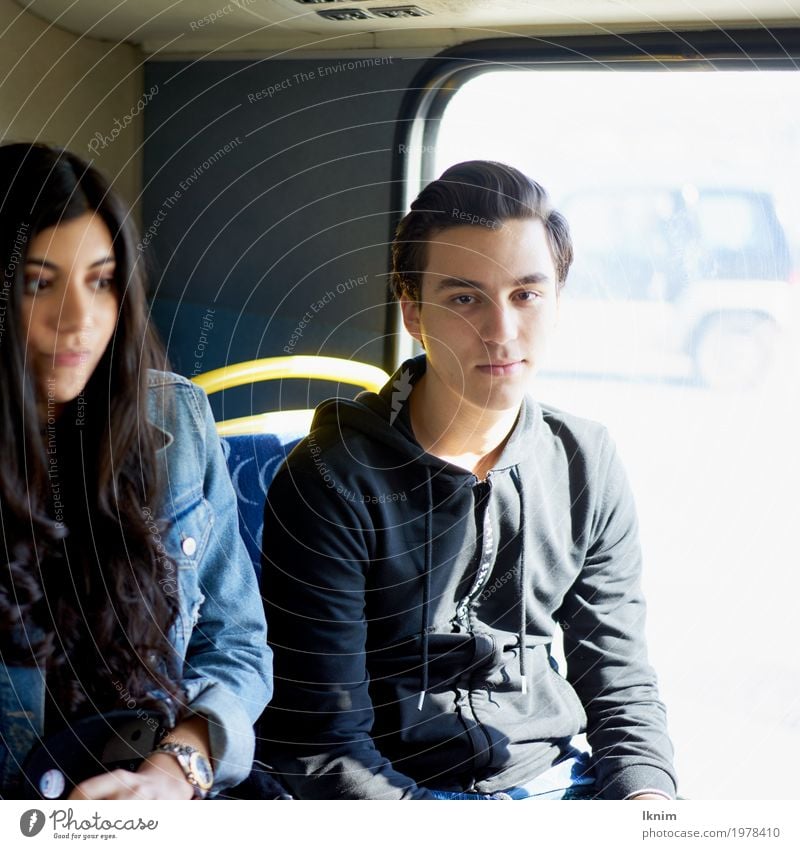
[{"xmin": 188, "ymin": 752, "xmax": 214, "ymax": 790}]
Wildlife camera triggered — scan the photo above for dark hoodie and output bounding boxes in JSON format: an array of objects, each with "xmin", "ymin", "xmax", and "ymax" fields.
[{"xmin": 259, "ymin": 355, "xmax": 676, "ymax": 799}]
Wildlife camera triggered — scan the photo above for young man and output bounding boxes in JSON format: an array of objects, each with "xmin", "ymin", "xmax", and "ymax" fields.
[{"xmin": 259, "ymin": 161, "xmax": 677, "ymax": 800}]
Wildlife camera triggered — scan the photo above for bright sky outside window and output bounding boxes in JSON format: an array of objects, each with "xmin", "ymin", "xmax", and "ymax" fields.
[{"xmin": 434, "ymin": 68, "xmax": 800, "ymax": 800}]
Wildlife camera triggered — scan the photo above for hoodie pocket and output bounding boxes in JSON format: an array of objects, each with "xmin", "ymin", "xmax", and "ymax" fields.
[
  {"xmin": 475, "ymin": 643, "xmax": 587, "ymax": 741},
  {"xmin": 542, "ymin": 653, "xmax": 588, "ymax": 732}
]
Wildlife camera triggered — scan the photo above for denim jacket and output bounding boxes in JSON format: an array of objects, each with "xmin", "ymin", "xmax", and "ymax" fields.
[{"xmin": 0, "ymin": 371, "xmax": 272, "ymax": 796}]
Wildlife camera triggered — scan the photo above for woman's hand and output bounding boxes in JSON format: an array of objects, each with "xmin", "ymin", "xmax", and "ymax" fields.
[
  {"xmin": 68, "ymin": 753, "xmax": 194, "ymax": 800},
  {"xmin": 68, "ymin": 715, "xmax": 212, "ymax": 800}
]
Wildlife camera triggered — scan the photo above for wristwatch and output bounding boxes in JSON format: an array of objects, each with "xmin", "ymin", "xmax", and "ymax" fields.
[{"xmin": 151, "ymin": 742, "xmax": 214, "ymax": 799}]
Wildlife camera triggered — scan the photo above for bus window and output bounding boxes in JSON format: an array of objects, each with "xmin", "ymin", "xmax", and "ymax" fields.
[{"xmin": 432, "ymin": 67, "xmax": 800, "ymax": 800}]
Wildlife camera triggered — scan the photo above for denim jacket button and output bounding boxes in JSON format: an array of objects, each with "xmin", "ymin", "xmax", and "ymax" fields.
[{"xmin": 181, "ymin": 536, "xmax": 197, "ymax": 557}]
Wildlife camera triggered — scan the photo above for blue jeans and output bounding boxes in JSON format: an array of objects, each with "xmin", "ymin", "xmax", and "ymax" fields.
[{"xmin": 428, "ymin": 749, "xmax": 597, "ymax": 800}]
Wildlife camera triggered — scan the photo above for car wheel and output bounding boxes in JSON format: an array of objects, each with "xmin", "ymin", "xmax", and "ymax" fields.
[{"xmin": 693, "ymin": 313, "xmax": 778, "ymax": 390}]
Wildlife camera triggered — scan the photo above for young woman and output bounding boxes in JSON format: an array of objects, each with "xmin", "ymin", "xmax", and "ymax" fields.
[{"xmin": 0, "ymin": 142, "xmax": 271, "ymax": 800}]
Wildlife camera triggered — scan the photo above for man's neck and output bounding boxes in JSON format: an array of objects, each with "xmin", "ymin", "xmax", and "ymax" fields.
[{"xmin": 408, "ymin": 373, "xmax": 520, "ymax": 480}]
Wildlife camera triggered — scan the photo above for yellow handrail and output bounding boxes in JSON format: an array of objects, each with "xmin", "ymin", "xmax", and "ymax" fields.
[
  {"xmin": 192, "ymin": 356, "xmax": 390, "ymax": 436},
  {"xmin": 193, "ymin": 355, "xmax": 389, "ymax": 396},
  {"xmin": 213, "ymin": 409, "xmax": 315, "ymax": 438}
]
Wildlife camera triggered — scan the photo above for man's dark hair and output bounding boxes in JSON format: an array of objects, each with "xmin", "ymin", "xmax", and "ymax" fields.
[{"xmin": 391, "ymin": 160, "xmax": 573, "ymax": 301}]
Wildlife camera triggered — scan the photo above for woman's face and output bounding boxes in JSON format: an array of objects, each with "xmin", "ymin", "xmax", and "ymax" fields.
[{"xmin": 20, "ymin": 212, "xmax": 119, "ymax": 413}]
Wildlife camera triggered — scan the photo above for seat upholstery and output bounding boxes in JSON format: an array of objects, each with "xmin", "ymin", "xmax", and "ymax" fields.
[{"xmin": 220, "ymin": 432, "xmax": 303, "ymax": 579}]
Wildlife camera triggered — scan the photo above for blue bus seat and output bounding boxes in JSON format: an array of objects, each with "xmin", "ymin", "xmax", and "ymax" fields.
[
  {"xmin": 198, "ymin": 358, "xmax": 389, "ymax": 579},
  {"xmin": 220, "ymin": 431, "xmax": 304, "ymax": 579}
]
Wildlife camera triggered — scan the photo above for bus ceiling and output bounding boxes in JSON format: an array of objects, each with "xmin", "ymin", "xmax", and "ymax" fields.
[{"xmin": 16, "ymin": 0, "xmax": 800, "ymax": 54}]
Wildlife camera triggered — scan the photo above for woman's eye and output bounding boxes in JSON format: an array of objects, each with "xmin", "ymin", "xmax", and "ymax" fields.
[
  {"xmin": 23, "ymin": 277, "xmax": 49, "ymax": 295},
  {"xmin": 93, "ymin": 276, "xmax": 115, "ymax": 291}
]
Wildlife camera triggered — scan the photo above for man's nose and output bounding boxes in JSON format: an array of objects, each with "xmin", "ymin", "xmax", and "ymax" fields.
[{"xmin": 480, "ymin": 301, "xmax": 517, "ymax": 345}]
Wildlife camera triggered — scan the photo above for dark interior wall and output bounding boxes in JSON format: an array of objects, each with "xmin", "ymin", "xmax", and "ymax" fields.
[{"xmin": 142, "ymin": 56, "xmax": 426, "ymax": 418}]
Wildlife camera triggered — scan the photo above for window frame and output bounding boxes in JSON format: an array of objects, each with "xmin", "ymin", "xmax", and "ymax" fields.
[{"xmin": 385, "ymin": 27, "xmax": 800, "ymax": 366}]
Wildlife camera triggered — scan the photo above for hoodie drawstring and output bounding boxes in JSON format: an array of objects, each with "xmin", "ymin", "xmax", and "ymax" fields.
[
  {"xmin": 515, "ymin": 471, "xmax": 528, "ymax": 695},
  {"xmin": 418, "ymin": 470, "xmax": 433, "ymax": 710},
  {"xmin": 417, "ymin": 469, "xmax": 529, "ymax": 706}
]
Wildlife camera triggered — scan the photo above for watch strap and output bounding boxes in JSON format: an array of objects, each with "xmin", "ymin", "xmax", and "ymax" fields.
[{"xmin": 151, "ymin": 742, "xmax": 213, "ymax": 799}]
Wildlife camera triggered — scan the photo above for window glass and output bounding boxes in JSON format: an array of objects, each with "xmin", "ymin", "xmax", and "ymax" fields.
[{"xmin": 434, "ymin": 69, "xmax": 800, "ymax": 800}]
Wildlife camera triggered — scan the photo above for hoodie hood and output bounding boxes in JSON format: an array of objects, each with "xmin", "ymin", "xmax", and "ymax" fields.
[{"xmin": 311, "ymin": 354, "xmax": 537, "ymax": 476}]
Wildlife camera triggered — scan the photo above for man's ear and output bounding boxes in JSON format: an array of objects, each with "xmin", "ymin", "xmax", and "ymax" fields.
[{"xmin": 399, "ymin": 294, "xmax": 423, "ymax": 344}]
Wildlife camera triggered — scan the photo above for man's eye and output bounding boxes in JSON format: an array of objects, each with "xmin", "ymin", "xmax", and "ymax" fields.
[
  {"xmin": 452, "ymin": 294, "xmax": 476, "ymax": 305},
  {"xmin": 517, "ymin": 290, "xmax": 541, "ymax": 301}
]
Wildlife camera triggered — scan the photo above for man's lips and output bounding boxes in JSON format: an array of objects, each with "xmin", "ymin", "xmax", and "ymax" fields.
[{"xmin": 476, "ymin": 360, "xmax": 525, "ymax": 376}]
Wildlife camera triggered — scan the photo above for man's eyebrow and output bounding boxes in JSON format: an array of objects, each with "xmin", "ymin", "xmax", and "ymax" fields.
[
  {"xmin": 433, "ymin": 273, "xmax": 551, "ymax": 292},
  {"xmin": 516, "ymin": 273, "xmax": 552, "ymax": 286},
  {"xmin": 433, "ymin": 277, "xmax": 486, "ymax": 292},
  {"xmin": 24, "ymin": 256, "xmax": 116, "ymax": 269}
]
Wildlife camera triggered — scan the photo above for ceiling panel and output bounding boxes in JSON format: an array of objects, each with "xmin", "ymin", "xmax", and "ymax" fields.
[{"xmin": 17, "ymin": 0, "xmax": 800, "ymax": 55}]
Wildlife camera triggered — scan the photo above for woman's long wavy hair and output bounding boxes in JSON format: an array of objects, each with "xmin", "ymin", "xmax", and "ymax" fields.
[{"xmin": 0, "ymin": 142, "xmax": 182, "ymax": 719}]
